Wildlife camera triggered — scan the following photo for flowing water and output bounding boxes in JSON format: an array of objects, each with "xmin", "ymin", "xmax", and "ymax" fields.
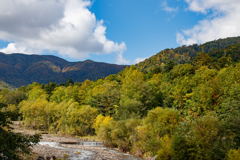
[
  {"xmin": 39, "ymin": 141, "xmax": 94, "ymax": 159},
  {"xmin": 39, "ymin": 141, "xmax": 143, "ymax": 160}
]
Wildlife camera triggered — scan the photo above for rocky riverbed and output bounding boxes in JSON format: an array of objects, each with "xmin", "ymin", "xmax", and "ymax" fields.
[
  {"xmin": 12, "ymin": 122, "xmax": 144, "ymax": 160},
  {"xmin": 33, "ymin": 135, "xmax": 143, "ymax": 160}
]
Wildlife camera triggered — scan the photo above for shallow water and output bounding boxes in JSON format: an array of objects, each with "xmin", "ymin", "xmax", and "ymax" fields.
[
  {"xmin": 39, "ymin": 141, "xmax": 94, "ymax": 160},
  {"xmin": 39, "ymin": 141, "xmax": 143, "ymax": 160},
  {"xmin": 59, "ymin": 141, "xmax": 104, "ymax": 146}
]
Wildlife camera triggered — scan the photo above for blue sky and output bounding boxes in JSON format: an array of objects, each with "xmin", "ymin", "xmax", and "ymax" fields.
[{"xmin": 0, "ymin": 0, "xmax": 240, "ymax": 64}]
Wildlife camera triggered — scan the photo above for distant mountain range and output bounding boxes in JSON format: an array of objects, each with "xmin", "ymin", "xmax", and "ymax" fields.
[
  {"xmin": 0, "ymin": 53, "xmax": 127, "ymax": 88},
  {"xmin": 1, "ymin": 36, "xmax": 240, "ymax": 89}
]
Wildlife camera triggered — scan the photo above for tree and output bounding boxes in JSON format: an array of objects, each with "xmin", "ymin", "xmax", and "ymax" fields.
[
  {"xmin": 65, "ymin": 78, "xmax": 74, "ymax": 87},
  {"xmin": 221, "ymin": 84, "xmax": 240, "ymax": 148},
  {"xmin": 87, "ymin": 81, "xmax": 120, "ymax": 116},
  {"xmin": 134, "ymin": 107, "xmax": 182, "ymax": 157},
  {"xmin": 218, "ymin": 55, "xmax": 233, "ymax": 68},
  {"xmin": 193, "ymin": 52, "xmax": 212, "ymax": 67},
  {"xmin": 43, "ymin": 81, "xmax": 57, "ymax": 100},
  {"xmin": 0, "ymin": 108, "xmax": 41, "ymax": 160},
  {"xmin": 164, "ymin": 60, "xmax": 175, "ymax": 73},
  {"xmin": 172, "ymin": 114, "xmax": 232, "ymax": 160},
  {"xmin": 152, "ymin": 66, "xmax": 162, "ymax": 74}
]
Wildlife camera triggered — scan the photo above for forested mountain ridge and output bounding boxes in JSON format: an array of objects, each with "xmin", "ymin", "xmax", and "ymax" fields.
[
  {"xmin": 136, "ymin": 36, "xmax": 240, "ymax": 72},
  {"xmin": 0, "ymin": 53, "xmax": 127, "ymax": 87},
  {"xmin": 1, "ymin": 36, "xmax": 239, "ymax": 88}
]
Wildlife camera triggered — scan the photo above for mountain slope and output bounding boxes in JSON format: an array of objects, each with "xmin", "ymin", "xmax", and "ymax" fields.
[
  {"xmin": 0, "ymin": 81, "xmax": 16, "ymax": 91},
  {"xmin": 136, "ymin": 36, "xmax": 240, "ymax": 72},
  {"xmin": 0, "ymin": 53, "xmax": 127, "ymax": 87}
]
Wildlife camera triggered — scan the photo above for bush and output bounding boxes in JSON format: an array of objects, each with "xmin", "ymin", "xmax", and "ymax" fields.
[
  {"xmin": 134, "ymin": 107, "xmax": 182, "ymax": 157},
  {"xmin": 94, "ymin": 114, "xmax": 113, "ymax": 135},
  {"xmin": 172, "ymin": 114, "xmax": 232, "ymax": 160},
  {"xmin": 227, "ymin": 148, "xmax": 240, "ymax": 160},
  {"xmin": 157, "ymin": 135, "xmax": 173, "ymax": 160}
]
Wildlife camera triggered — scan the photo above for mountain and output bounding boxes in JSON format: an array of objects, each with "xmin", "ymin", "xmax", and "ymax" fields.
[
  {"xmin": 0, "ymin": 80, "xmax": 16, "ymax": 91},
  {"xmin": 0, "ymin": 53, "xmax": 127, "ymax": 87},
  {"xmin": 136, "ymin": 36, "xmax": 240, "ymax": 72}
]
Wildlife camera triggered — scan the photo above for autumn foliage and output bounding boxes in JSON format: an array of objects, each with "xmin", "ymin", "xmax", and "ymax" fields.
[{"xmin": 2, "ymin": 40, "xmax": 240, "ymax": 159}]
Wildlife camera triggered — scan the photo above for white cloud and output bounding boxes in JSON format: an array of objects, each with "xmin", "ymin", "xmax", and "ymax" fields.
[
  {"xmin": 0, "ymin": 0, "xmax": 127, "ymax": 63},
  {"xmin": 115, "ymin": 51, "xmax": 130, "ymax": 65},
  {"xmin": 0, "ymin": 43, "xmax": 29, "ymax": 54},
  {"xmin": 162, "ymin": 0, "xmax": 178, "ymax": 12},
  {"xmin": 177, "ymin": 0, "xmax": 240, "ymax": 45},
  {"xmin": 133, "ymin": 57, "xmax": 148, "ymax": 64}
]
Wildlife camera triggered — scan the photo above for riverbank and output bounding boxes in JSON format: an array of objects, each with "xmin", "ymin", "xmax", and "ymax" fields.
[{"xmin": 11, "ymin": 121, "xmax": 144, "ymax": 160}]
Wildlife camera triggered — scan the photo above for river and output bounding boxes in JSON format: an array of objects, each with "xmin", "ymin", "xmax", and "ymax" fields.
[{"xmin": 38, "ymin": 141, "xmax": 143, "ymax": 160}]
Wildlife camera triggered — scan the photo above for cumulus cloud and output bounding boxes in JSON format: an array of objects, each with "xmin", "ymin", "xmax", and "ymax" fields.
[
  {"xmin": 115, "ymin": 51, "xmax": 130, "ymax": 65},
  {"xmin": 0, "ymin": 0, "xmax": 127, "ymax": 63},
  {"xmin": 133, "ymin": 57, "xmax": 148, "ymax": 64},
  {"xmin": 177, "ymin": 0, "xmax": 240, "ymax": 45},
  {"xmin": 162, "ymin": 0, "xmax": 178, "ymax": 12}
]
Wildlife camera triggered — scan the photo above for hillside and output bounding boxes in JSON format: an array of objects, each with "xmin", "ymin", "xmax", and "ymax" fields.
[
  {"xmin": 0, "ymin": 53, "xmax": 127, "ymax": 87},
  {"xmin": 0, "ymin": 80, "xmax": 16, "ymax": 91},
  {"xmin": 136, "ymin": 36, "xmax": 240, "ymax": 72}
]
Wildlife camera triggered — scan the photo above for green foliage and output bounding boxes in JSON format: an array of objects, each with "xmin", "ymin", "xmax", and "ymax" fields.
[
  {"xmin": 19, "ymin": 99, "xmax": 57, "ymax": 130},
  {"xmin": 95, "ymin": 117, "xmax": 140, "ymax": 152},
  {"xmin": 152, "ymin": 66, "xmax": 162, "ymax": 74},
  {"xmin": 20, "ymin": 97, "xmax": 99, "ymax": 136},
  {"xmin": 169, "ymin": 63, "xmax": 195, "ymax": 80},
  {"xmin": 28, "ymin": 85, "xmax": 47, "ymax": 101},
  {"xmin": 172, "ymin": 114, "xmax": 232, "ymax": 160},
  {"xmin": 143, "ymin": 107, "xmax": 182, "ymax": 137},
  {"xmin": 218, "ymin": 55, "xmax": 233, "ymax": 68},
  {"xmin": 193, "ymin": 52, "xmax": 212, "ymax": 67},
  {"xmin": 116, "ymin": 66, "xmax": 162, "ymax": 119},
  {"xmin": 67, "ymin": 105, "xmax": 98, "ymax": 136},
  {"xmin": 136, "ymin": 36, "xmax": 240, "ymax": 72},
  {"xmin": 221, "ymin": 84, "xmax": 240, "ymax": 148},
  {"xmin": 164, "ymin": 60, "xmax": 175, "ymax": 73},
  {"xmin": 132, "ymin": 107, "xmax": 182, "ymax": 157},
  {"xmin": 87, "ymin": 80, "xmax": 120, "ymax": 116},
  {"xmin": 0, "ymin": 107, "xmax": 41, "ymax": 160}
]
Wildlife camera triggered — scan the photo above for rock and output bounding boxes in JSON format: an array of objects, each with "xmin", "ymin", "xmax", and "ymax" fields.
[
  {"xmin": 36, "ymin": 156, "xmax": 45, "ymax": 160},
  {"xmin": 51, "ymin": 156, "xmax": 56, "ymax": 160},
  {"xmin": 151, "ymin": 155, "xmax": 158, "ymax": 160}
]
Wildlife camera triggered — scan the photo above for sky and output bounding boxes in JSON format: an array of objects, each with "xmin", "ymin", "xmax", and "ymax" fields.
[{"xmin": 0, "ymin": 0, "xmax": 240, "ymax": 65}]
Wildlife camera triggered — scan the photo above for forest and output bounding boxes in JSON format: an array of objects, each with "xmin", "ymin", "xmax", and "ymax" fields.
[
  {"xmin": 1, "ymin": 42, "xmax": 240, "ymax": 160},
  {"xmin": 136, "ymin": 36, "xmax": 240, "ymax": 73}
]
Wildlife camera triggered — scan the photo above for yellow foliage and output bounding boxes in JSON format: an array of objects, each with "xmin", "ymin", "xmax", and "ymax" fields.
[
  {"xmin": 2, "ymin": 104, "xmax": 18, "ymax": 113},
  {"xmin": 94, "ymin": 114, "xmax": 113, "ymax": 134},
  {"xmin": 227, "ymin": 148, "xmax": 240, "ymax": 160},
  {"xmin": 93, "ymin": 114, "xmax": 105, "ymax": 133},
  {"xmin": 102, "ymin": 115, "xmax": 113, "ymax": 124},
  {"xmin": 157, "ymin": 135, "xmax": 173, "ymax": 160}
]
